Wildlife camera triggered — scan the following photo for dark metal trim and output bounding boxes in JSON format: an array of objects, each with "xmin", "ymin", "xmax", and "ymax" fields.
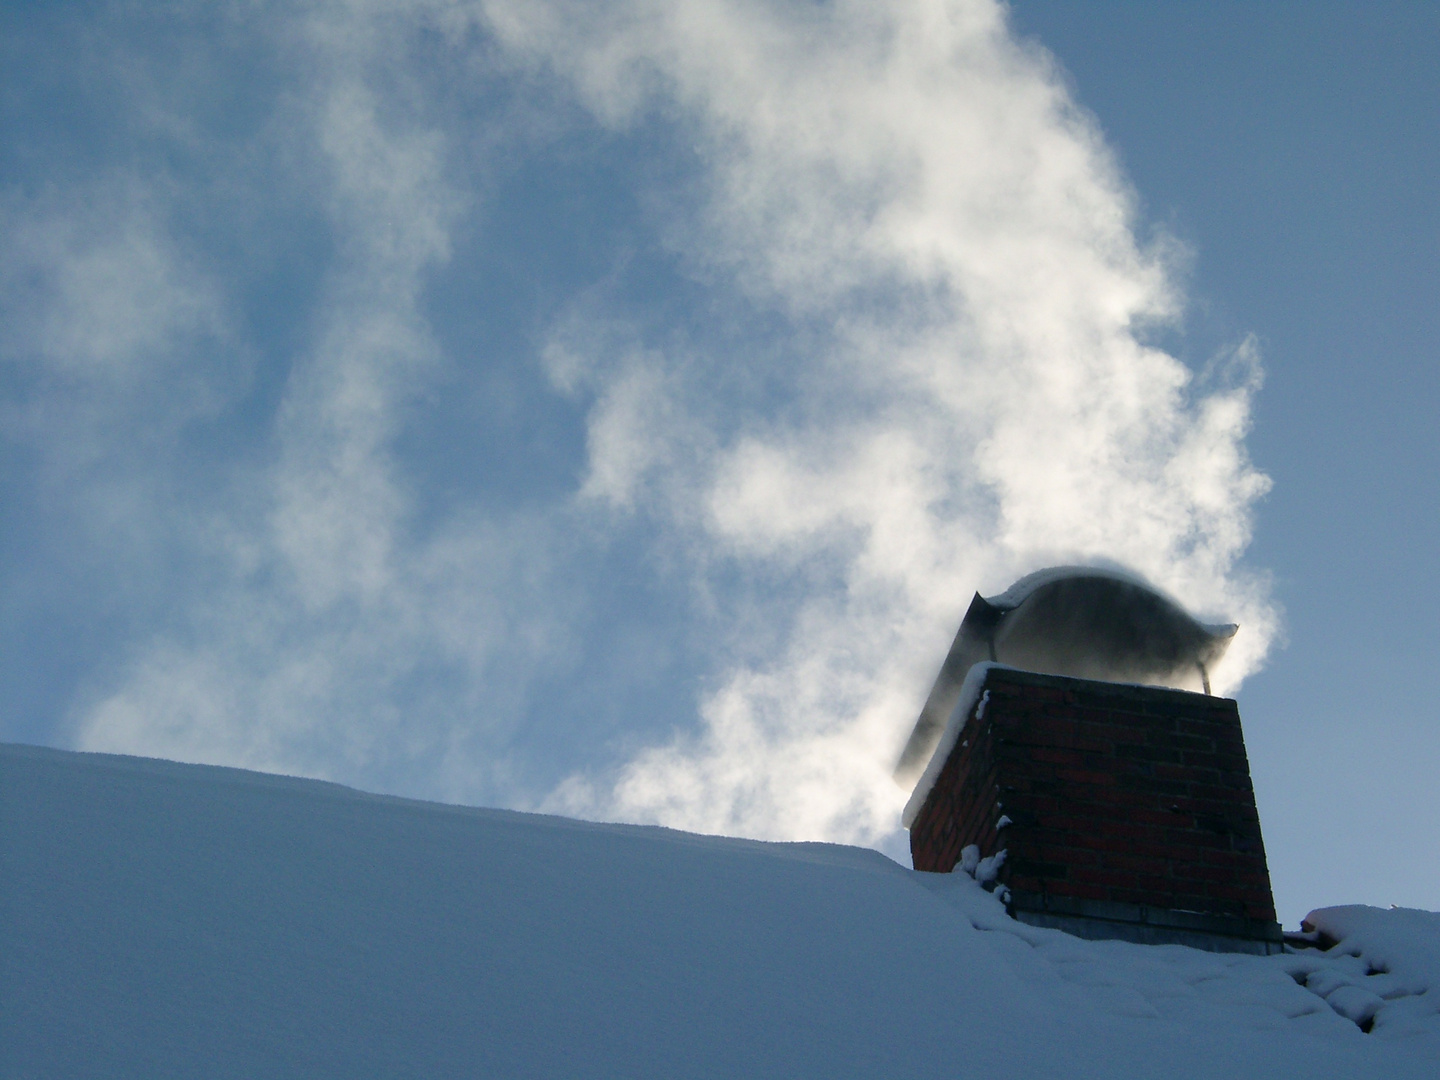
[{"xmin": 1007, "ymin": 890, "xmax": 1285, "ymax": 955}]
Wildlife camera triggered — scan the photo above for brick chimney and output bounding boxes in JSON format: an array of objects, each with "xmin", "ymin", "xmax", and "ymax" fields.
[{"xmin": 904, "ymin": 665, "xmax": 1283, "ymax": 954}]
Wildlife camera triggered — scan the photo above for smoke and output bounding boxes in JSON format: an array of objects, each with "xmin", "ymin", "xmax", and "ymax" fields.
[
  {"xmin": 488, "ymin": 0, "xmax": 1274, "ymax": 847},
  {"xmin": 7, "ymin": 0, "xmax": 1273, "ymax": 851}
]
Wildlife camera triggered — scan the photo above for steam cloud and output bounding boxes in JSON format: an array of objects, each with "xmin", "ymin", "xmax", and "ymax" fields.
[
  {"xmin": 498, "ymin": 0, "xmax": 1274, "ymax": 847},
  {"xmin": 6, "ymin": 0, "xmax": 1273, "ymax": 854}
]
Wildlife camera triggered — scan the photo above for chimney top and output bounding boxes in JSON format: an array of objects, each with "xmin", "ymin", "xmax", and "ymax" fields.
[{"xmin": 895, "ymin": 566, "xmax": 1235, "ymax": 786}]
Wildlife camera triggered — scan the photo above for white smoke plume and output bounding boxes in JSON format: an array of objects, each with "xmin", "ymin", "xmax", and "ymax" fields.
[
  {"xmin": 24, "ymin": 0, "xmax": 1272, "ymax": 851},
  {"xmin": 496, "ymin": 0, "xmax": 1274, "ymax": 844}
]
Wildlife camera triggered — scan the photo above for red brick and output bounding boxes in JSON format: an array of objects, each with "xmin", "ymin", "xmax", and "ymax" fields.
[
  {"xmin": 1030, "ymin": 841, "xmax": 1098, "ymax": 862},
  {"xmin": 1199, "ymin": 848, "xmax": 1263, "ymax": 869},
  {"xmin": 1014, "ymin": 684, "xmax": 1065, "ymax": 703},
  {"xmin": 1070, "ymin": 867, "xmax": 1144, "ymax": 890},
  {"xmin": 1098, "ymin": 853, "xmax": 1173, "ymax": 876},
  {"xmin": 1054, "ymin": 767, "xmax": 1118, "ymax": 786},
  {"xmin": 1034, "ymin": 813, "xmax": 1097, "ymax": 834},
  {"xmin": 1112, "ymin": 889, "xmax": 1178, "ymax": 909},
  {"xmin": 1080, "ymin": 831, "xmax": 1164, "ymax": 853},
  {"xmin": 1201, "ymin": 882, "xmax": 1255, "ymax": 903},
  {"xmin": 1030, "ymin": 746, "xmax": 1093, "ymax": 768},
  {"xmin": 1046, "ymin": 882, "xmax": 1110, "ymax": 902},
  {"xmin": 1178, "ymin": 718, "xmax": 1226, "ymax": 737},
  {"xmin": 1172, "ymin": 863, "xmax": 1238, "ymax": 883},
  {"xmin": 1006, "ymin": 875, "xmax": 1049, "ymax": 893},
  {"xmin": 910, "ymin": 669, "xmax": 1276, "ymax": 929}
]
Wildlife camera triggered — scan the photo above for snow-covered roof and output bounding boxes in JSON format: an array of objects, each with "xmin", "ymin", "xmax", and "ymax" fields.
[{"xmin": 4, "ymin": 742, "xmax": 1437, "ymax": 1078}]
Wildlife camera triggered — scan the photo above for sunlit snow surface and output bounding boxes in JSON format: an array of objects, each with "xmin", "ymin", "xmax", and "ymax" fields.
[{"xmin": 2, "ymin": 743, "xmax": 1436, "ymax": 1078}]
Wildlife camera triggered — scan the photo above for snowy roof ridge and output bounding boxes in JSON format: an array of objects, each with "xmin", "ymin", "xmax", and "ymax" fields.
[{"xmin": 902, "ymin": 662, "xmax": 1005, "ymax": 829}]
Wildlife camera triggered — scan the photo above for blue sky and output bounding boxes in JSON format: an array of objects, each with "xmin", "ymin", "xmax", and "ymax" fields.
[{"xmin": 1, "ymin": 0, "xmax": 1435, "ymax": 926}]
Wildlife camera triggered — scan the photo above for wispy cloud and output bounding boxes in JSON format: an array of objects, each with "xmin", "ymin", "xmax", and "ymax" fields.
[
  {"xmin": 66, "ymin": 2, "xmax": 577, "ymax": 798},
  {"xmin": 1, "ymin": 187, "xmax": 222, "ymax": 384},
  {"xmin": 0, "ymin": 177, "xmax": 229, "ymax": 446}
]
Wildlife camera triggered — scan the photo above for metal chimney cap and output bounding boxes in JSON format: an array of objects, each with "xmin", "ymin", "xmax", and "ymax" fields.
[{"xmin": 893, "ymin": 566, "xmax": 1236, "ymax": 787}]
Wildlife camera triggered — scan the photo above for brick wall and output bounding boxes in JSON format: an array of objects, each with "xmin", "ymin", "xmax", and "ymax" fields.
[{"xmin": 909, "ymin": 667, "xmax": 1277, "ymax": 926}]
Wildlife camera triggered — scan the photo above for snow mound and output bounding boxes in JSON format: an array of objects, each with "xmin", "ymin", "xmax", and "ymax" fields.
[
  {"xmin": 1286, "ymin": 906, "xmax": 1440, "ymax": 1035},
  {"xmin": 918, "ymin": 871, "xmax": 1440, "ymax": 1040},
  {"xmin": 3, "ymin": 742, "xmax": 1437, "ymax": 1079}
]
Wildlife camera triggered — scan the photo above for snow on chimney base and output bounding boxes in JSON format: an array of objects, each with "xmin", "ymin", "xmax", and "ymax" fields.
[{"xmin": 906, "ymin": 667, "xmax": 1283, "ymax": 954}]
